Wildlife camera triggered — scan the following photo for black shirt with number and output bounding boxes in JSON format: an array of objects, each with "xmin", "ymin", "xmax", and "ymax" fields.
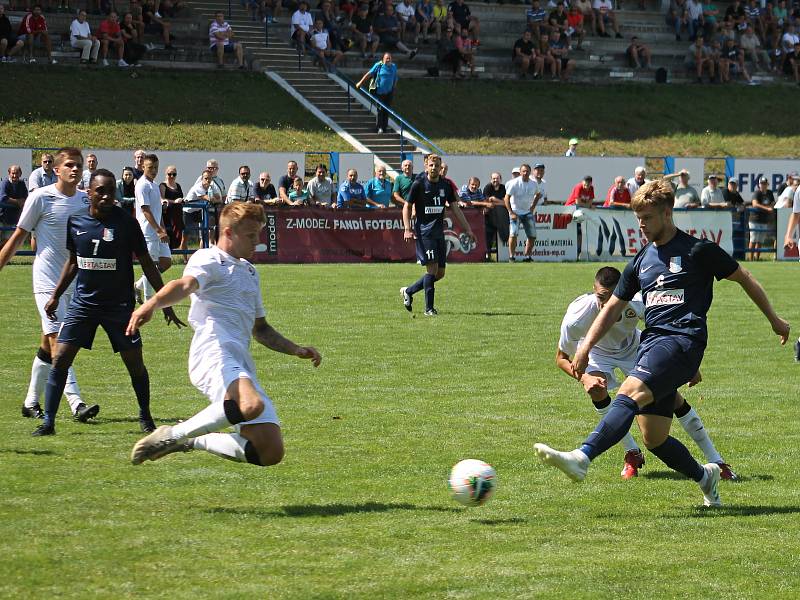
[{"xmin": 408, "ymin": 175, "xmax": 456, "ymax": 239}]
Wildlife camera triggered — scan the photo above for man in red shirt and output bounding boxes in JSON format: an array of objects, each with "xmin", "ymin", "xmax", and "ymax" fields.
[
  {"xmin": 566, "ymin": 5, "xmax": 585, "ymax": 50},
  {"xmin": 98, "ymin": 11, "xmax": 126, "ymax": 66},
  {"xmin": 604, "ymin": 175, "xmax": 632, "ymax": 207},
  {"xmin": 18, "ymin": 5, "xmax": 54, "ymax": 64},
  {"xmin": 566, "ymin": 175, "xmax": 595, "ymax": 206}
]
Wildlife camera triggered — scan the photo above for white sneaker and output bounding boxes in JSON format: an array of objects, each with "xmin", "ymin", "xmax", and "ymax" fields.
[
  {"xmin": 102, "ymin": 58, "xmax": 109, "ymax": 66},
  {"xmin": 154, "ymin": 11, "xmax": 162, "ymax": 17},
  {"xmin": 400, "ymin": 286, "xmax": 412, "ymax": 312},
  {"xmin": 699, "ymin": 463, "xmax": 722, "ymax": 507},
  {"xmin": 1, "ymin": 57, "xmax": 6, "ymax": 63},
  {"xmin": 118, "ymin": 58, "xmax": 129, "ymax": 67},
  {"xmin": 50, "ymin": 58, "xmax": 58, "ymax": 64},
  {"xmin": 29, "ymin": 57, "xmax": 37, "ymax": 63},
  {"xmin": 534, "ymin": 443, "xmax": 590, "ymax": 482},
  {"xmin": 130, "ymin": 425, "xmax": 189, "ymax": 465}
]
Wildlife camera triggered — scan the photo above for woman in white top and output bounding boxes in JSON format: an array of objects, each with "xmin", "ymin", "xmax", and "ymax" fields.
[{"xmin": 70, "ymin": 10, "xmax": 100, "ymax": 63}]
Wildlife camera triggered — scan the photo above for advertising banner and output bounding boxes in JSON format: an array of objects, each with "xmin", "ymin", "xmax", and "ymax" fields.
[
  {"xmin": 252, "ymin": 208, "xmax": 486, "ymax": 263},
  {"xmin": 497, "ymin": 205, "xmax": 578, "ymax": 262},
  {"xmin": 732, "ymin": 159, "xmax": 800, "ymax": 194}
]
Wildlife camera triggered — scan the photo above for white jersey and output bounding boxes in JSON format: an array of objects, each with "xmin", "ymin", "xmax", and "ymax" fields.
[
  {"xmin": 16, "ymin": 183, "xmax": 90, "ymax": 294},
  {"xmin": 559, "ymin": 292, "xmax": 645, "ymax": 358},
  {"xmin": 135, "ymin": 176, "xmax": 163, "ymax": 239},
  {"xmin": 184, "ymin": 246, "xmax": 266, "ymax": 367}
]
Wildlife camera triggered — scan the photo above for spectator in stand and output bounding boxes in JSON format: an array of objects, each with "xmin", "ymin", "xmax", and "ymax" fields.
[
  {"xmin": 685, "ymin": 35, "xmax": 714, "ymax": 83},
  {"xmin": 700, "ymin": 173, "xmax": 728, "ymax": 208},
  {"xmin": 566, "ymin": 4, "xmax": 586, "ymax": 50},
  {"xmin": 278, "ymin": 161, "xmax": 300, "ymax": 204},
  {"xmin": 549, "ymin": 2, "xmax": 569, "ymax": 39},
  {"xmin": 504, "ymin": 164, "xmax": 540, "ymax": 262},
  {"xmin": 627, "ymin": 36, "xmax": 653, "ymax": 69},
  {"xmin": 458, "ymin": 176, "xmax": 484, "ymax": 208},
  {"xmin": 210, "ymin": 11, "xmax": 245, "ymax": 69},
  {"xmin": 455, "ymin": 27, "xmax": 476, "ymax": 77},
  {"xmin": 121, "ymin": 12, "xmax": 147, "ymax": 66},
  {"xmin": 772, "ymin": 0, "xmax": 788, "ymax": 33},
  {"xmin": 227, "ymin": 165, "xmax": 256, "ymax": 202},
  {"xmin": 740, "ymin": 23, "xmax": 770, "ymax": 71},
  {"xmin": 566, "ymin": 175, "xmax": 595, "ymax": 207},
  {"xmin": 373, "ymin": 5, "xmax": 418, "ymax": 59},
  {"xmin": 565, "ymin": 137, "xmax": 578, "ymax": 157},
  {"xmin": 415, "ymin": 0, "xmax": 437, "ymax": 44},
  {"xmin": 193, "ymin": 159, "xmax": 224, "ymax": 242},
  {"xmin": 70, "ymin": 10, "xmax": 100, "ymax": 65},
  {"xmin": 667, "ymin": 0, "xmax": 689, "ymax": 41},
  {"xmin": 775, "ymin": 173, "xmax": 798, "ymax": 209},
  {"xmin": 626, "ymin": 166, "xmax": 648, "ymax": 197},
  {"xmin": 605, "ymin": 175, "xmax": 632, "ymax": 207},
  {"xmin": 135, "ymin": 0, "xmax": 174, "ymax": 49},
  {"xmin": 287, "ymin": 176, "xmax": 311, "ymax": 206},
  {"xmin": 448, "ymin": 0, "xmax": 479, "ymax": 43},
  {"xmin": 685, "ymin": 0, "xmax": 703, "ymax": 40},
  {"xmin": 356, "ymin": 53, "xmax": 401, "ymax": 133},
  {"xmin": 745, "ymin": 0, "xmax": 765, "ymax": 41},
  {"xmin": 439, "ymin": 162, "xmax": 459, "ymax": 197},
  {"xmin": 311, "ymin": 18, "xmax": 344, "ymax": 69},
  {"xmin": 749, "ymin": 176, "xmax": 775, "ymax": 260},
  {"xmin": 132, "ymin": 149, "xmax": 146, "ymax": 180},
  {"xmin": 592, "ymin": 0, "xmax": 622, "ymax": 38},
  {"xmin": 511, "ymin": 166, "xmax": 521, "ymax": 179},
  {"xmin": 392, "ymin": 159, "xmax": 414, "ymax": 205},
  {"xmin": 116, "ymin": 167, "xmax": 137, "ymax": 214},
  {"xmin": 160, "ymin": 165, "xmax": 185, "ymax": 251},
  {"xmin": 724, "ymin": 0, "xmax": 746, "ymax": 28},
  {"xmin": 723, "ymin": 177, "xmax": 745, "ymax": 212},
  {"xmin": 782, "ymin": 34, "xmax": 800, "ymax": 83},
  {"xmin": 433, "ymin": 0, "xmax": 449, "ymax": 36},
  {"xmin": 513, "ymin": 29, "xmax": 543, "ymax": 79},
  {"xmin": 669, "ymin": 169, "xmax": 700, "ymax": 208},
  {"xmin": 18, "ymin": 5, "xmax": 55, "ymax": 64},
  {"xmin": 336, "ymin": 169, "xmax": 367, "ymax": 208},
  {"xmin": 306, "ymin": 164, "xmax": 335, "ymax": 206},
  {"xmin": 365, "ymin": 165, "xmax": 395, "ymax": 208},
  {"xmin": 255, "ymin": 172, "xmax": 279, "ymax": 205},
  {"xmin": 351, "ymin": 4, "xmax": 379, "ymax": 58},
  {"xmin": 720, "ymin": 37, "xmax": 751, "ymax": 82},
  {"xmin": 184, "ymin": 169, "xmax": 214, "ymax": 249},
  {"xmin": 98, "ymin": 11, "xmax": 128, "ymax": 67},
  {"xmin": 527, "ymin": 0, "xmax": 549, "ymax": 38},
  {"xmin": 79, "ymin": 153, "xmax": 98, "ymax": 190},
  {"xmin": 0, "ymin": 5, "xmax": 24, "ymax": 63},
  {"xmin": 717, "ymin": 16, "xmax": 736, "ymax": 43},
  {"xmin": 1, "ymin": 165, "xmax": 27, "ymax": 249},
  {"xmin": 701, "ymin": 0, "xmax": 720, "ymax": 39},
  {"xmin": 538, "ymin": 31, "xmax": 558, "ymax": 78},
  {"xmin": 437, "ymin": 25, "xmax": 462, "ymax": 76},
  {"xmin": 574, "ymin": 0, "xmax": 595, "ymax": 36},
  {"xmin": 482, "ymin": 172, "xmax": 508, "ymax": 260},
  {"xmin": 290, "ymin": 1, "xmax": 314, "ymax": 53},
  {"xmin": 396, "ymin": 0, "xmax": 420, "ymax": 45},
  {"xmin": 28, "ymin": 153, "xmax": 56, "ymax": 192},
  {"xmin": 550, "ymin": 32, "xmax": 575, "ymax": 80}
]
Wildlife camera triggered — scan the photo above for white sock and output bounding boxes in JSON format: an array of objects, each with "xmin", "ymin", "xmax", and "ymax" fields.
[
  {"xmin": 64, "ymin": 366, "xmax": 83, "ymax": 412},
  {"xmin": 192, "ymin": 432, "xmax": 249, "ymax": 463},
  {"xmin": 596, "ymin": 402, "xmax": 640, "ymax": 452},
  {"xmin": 172, "ymin": 403, "xmax": 232, "ymax": 439},
  {"xmin": 138, "ymin": 275, "xmax": 155, "ymax": 301},
  {"xmin": 677, "ymin": 408, "xmax": 722, "ymax": 464},
  {"xmin": 24, "ymin": 356, "xmax": 50, "ymax": 408}
]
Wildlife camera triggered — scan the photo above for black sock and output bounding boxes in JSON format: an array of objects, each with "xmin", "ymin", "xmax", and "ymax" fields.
[
  {"xmin": 423, "ymin": 273, "xmax": 435, "ymax": 311},
  {"xmin": 579, "ymin": 394, "xmax": 638, "ymax": 460},
  {"xmin": 130, "ymin": 370, "xmax": 151, "ymax": 420},
  {"xmin": 592, "ymin": 396, "xmax": 611, "ymax": 410},
  {"xmin": 406, "ymin": 275, "xmax": 425, "ymax": 296},
  {"xmin": 223, "ymin": 399, "xmax": 246, "ymax": 424},
  {"xmin": 244, "ymin": 441, "xmax": 262, "ymax": 466},
  {"xmin": 43, "ymin": 367, "xmax": 69, "ymax": 428},
  {"xmin": 673, "ymin": 399, "xmax": 690, "ymax": 418},
  {"xmin": 37, "ymin": 347, "xmax": 52, "ymax": 363},
  {"xmin": 649, "ymin": 436, "xmax": 705, "ymax": 482}
]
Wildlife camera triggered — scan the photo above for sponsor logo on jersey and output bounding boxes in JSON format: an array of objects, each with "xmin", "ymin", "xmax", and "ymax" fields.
[
  {"xmin": 77, "ymin": 257, "xmax": 117, "ymax": 271},
  {"xmin": 102, "ymin": 228, "xmax": 114, "ymax": 242},
  {"xmin": 439, "ymin": 189, "xmax": 445, "ymax": 198},
  {"xmin": 624, "ymin": 308, "xmax": 637, "ymax": 319},
  {"xmin": 425, "ymin": 206, "xmax": 445, "ymax": 214},
  {"xmin": 646, "ymin": 289, "xmax": 684, "ymax": 306},
  {"xmin": 669, "ymin": 256, "xmax": 682, "ymax": 273}
]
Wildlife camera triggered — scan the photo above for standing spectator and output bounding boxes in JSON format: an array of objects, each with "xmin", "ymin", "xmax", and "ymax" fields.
[
  {"xmin": 351, "ymin": 3, "xmax": 379, "ymax": 59},
  {"xmin": 70, "ymin": 9, "xmax": 100, "ymax": 65},
  {"xmin": 306, "ymin": 164, "xmax": 335, "ymax": 206},
  {"xmin": 504, "ymin": 164, "xmax": 541, "ymax": 262},
  {"xmin": 531, "ymin": 163, "xmax": 548, "ymax": 204},
  {"xmin": 18, "ymin": 5, "xmax": 55, "ymax": 64},
  {"xmin": 373, "ymin": 5, "xmax": 418, "ymax": 59},
  {"xmin": 739, "ymin": 23, "xmax": 770, "ymax": 71},
  {"xmin": 121, "ymin": 13, "xmax": 147, "ymax": 66},
  {"xmin": 685, "ymin": 35, "xmax": 714, "ymax": 82},
  {"xmin": 415, "ymin": 0, "xmax": 437, "ymax": 44},
  {"xmin": 278, "ymin": 160, "xmax": 299, "ymax": 204},
  {"xmin": 667, "ymin": 0, "xmax": 689, "ymax": 41},
  {"xmin": 749, "ymin": 176, "xmax": 775, "ymax": 260},
  {"xmin": 482, "ymin": 172, "xmax": 508, "ymax": 260},
  {"xmin": 287, "ymin": 176, "xmax": 310, "ymax": 206},
  {"xmin": 392, "ymin": 159, "xmax": 415, "ymax": 206},
  {"xmin": 193, "ymin": 159, "xmax": 225, "ymax": 242},
  {"xmin": 184, "ymin": 169, "xmax": 214, "ymax": 249},
  {"xmin": 626, "ymin": 166, "xmax": 648, "ymax": 197},
  {"xmin": 0, "ymin": 5, "xmax": 24, "ymax": 63},
  {"xmin": 566, "ymin": 175, "xmax": 595, "ymax": 207},
  {"xmin": 700, "ymin": 173, "xmax": 728, "ymax": 208},
  {"xmin": 160, "ymin": 165, "xmax": 185, "ymax": 251},
  {"xmin": 592, "ymin": 0, "xmax": 622, "ymax": 38},
  {"xmin": 448, "ymin": 0, "xmax": 480, "ymax": 42},
  {"xmin": 627, "ymin": 36, "xmax": 653, "ymax": 69},
  {"xmin": 776, "ymin": 174, "xmax": 798, "ymax": 208},
  {"xmin": 356, "ymin": 53, "xmax": 400, "ymax": 134},
  {"xmin": 336, "ymin": 169, "xmax": 367, "ymax": 208},
  {"xmin": 210, "ymin": 11, "xmax": 245, "ymax": 69},
  {"xmin": 79, "ymin": 153, "xmax": 98, "ymax": 190},
  {"xmin": 227, "ymin": 165, "xmax": 255, "ymax": 202},
  {"xmin": 365, "ymin": 165, "xmax": 394, "ymax": 208},
  {"xmin": 98, "ymin": 11, "xmax": 127, "ymax": 67},
  {"xmin": 116, "ymin": 167, "xmax": 137, "ymax": 214},
  {"xmin": 512, "ymin": 29, "xmax": 542, "ymax": 79},
  {"xmin": 723, "ymin": 177, "xmax": 745, "ymax": 211},
  {"xmin": 605, "ymin": 175, "xmax": 632, "ymax": 207},
  {"xmin": 565, "ymin": 138, "xmax": 579, "ymax": 157},
  {"xmin": 670, "ymin": 169, "xmax": 700, "ymax": 208},
  {"xmin": 290, "ymin": 1, "xmax": 314, "ymax": 53},
  {"xmin": 1, "ymin": 165, "xmax": 27, "ymax": 249},
  {"xmin": 255, "ymin": 172, "xmax": 279, "ymax": 205},
  {"xmin": 396, "ymin": 0, "xmax": 420, "ymax": 45},
  {"xmin": 310, "ymin": 18, "xmax": 343, "ymax": 70},
  {"xmin": 28, "ymin": 153, "xmax": 56, "ymax": 192},
  {"xmin": 526, "ymin": 0, "xmax": 548, "ymax": 38},
  {"xmin": 133, "ymin": 149, "xmax": 146, "ymax": 180},
  {"xmin": 134, "ymin": 153, "xmax": 172, "ymax": 303},
  {"xmin": 455, "ymin": 28, "xmax": 476, "ymax": 77}
]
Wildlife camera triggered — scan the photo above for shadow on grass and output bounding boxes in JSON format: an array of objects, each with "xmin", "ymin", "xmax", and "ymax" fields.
[
  {"xmin": 642, "ymin": 471, "xmax": 773, "ymax": 482},
  {"xmin": 100, "ymin": 417, "xmax": 183, "ymax": 424},
  {"xmin": 472, "ymin": 517, "xmax": 528, "ymax": 526},
  {"xmin": 0, "ymin": 448, "xmax": 56, "ymax": 456},
  {"xmin": 684, "ymin": 505, "xmax": 800, "ymax": 518},
  {"xmin": 452, "ymin": 311, "xmax": 539, "ymax": 317},
  {"xmin": 205, "ymin": 502, "xmax": 462, "ymax": 518}
]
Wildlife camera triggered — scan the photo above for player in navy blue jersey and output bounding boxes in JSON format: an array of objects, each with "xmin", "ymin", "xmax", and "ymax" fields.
[
  {"xmin": 535, "ymin": 179, "xmax": 789, "ymax": 507},
  {"xmin": 31, "ymin": 169, "xmax": 185, "ymax": 437},
  {"xmin": 400, "ymin": 154, "xmax": 475, "ymax": 316}
]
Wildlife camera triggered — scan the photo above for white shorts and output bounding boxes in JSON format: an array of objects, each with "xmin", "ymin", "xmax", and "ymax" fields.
[
  {"xmin": 586, "ymin": 345, "xmax": 638, "ymax": 390},
  {"xmin": 145, "ymin": 236, "xmax": 172, "ymax": 260},
  {"xmin": 35, "ymin": 291, "xmax": 72, "ymax": 335},
  {"xmin": 189, "ymin": 349, "xmax": 279, "ymax": 428}
]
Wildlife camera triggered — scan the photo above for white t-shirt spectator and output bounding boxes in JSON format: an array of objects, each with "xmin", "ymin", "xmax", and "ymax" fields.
[
  {"xmin": 686, "ymin": 0, "xmax": 703, "ymax": 20},
  {"xmin": 209, "ymin": 20, "xmax": 233, "ymax": 47},
  {"xmin": 593, "ymin": 0, "xmax": 613, "ymax": 11},
  {"xmin": 781, "ymin": 31, "xmax": 799, "ymax": 52},
  {"xmin": 396, "ymin": 2, "xmax": 415, "ymax": 22},
  {"xmin": 792, "ymin": 187, "xmax": 800, "ymax": 213},
  {"xmin": 311, "ymin": 29, "xmax": 329, "ymax": 50},
  {"xmin": 307, "ymin": 176, "xmax": 335, "ymax": 205},
  {"xmin": 774, "ymin": 185, "xmax": 795, "ymax": 209},
  {"xmin": 135, "ymin": 176, "xmax": 164, "ymax": 239},
  {"xmin": 69, "ymin": 19, "xmax": 92, "ymax": 45},
  {"xmin": 227, "ymin": 176, "xmax": 255, "ymax": 202},
  {"xmin": 505, "ymin": 176, "xmax": 539, "ymax": 214},
  {"xmin": 700, "ymin": 185, "xmax": 726, "ymax": 207},
  {"xmin": 626, "ymin": 177, "xmax": 647, "ymax": 198},
  {"xmin": 291, "ymin": 9, "xmax": 313, "ymax": 33}
]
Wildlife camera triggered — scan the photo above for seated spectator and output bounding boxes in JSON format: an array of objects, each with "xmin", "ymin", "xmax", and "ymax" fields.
[
  {"xmin": 1, "ymin": 165, "xmax": 27, "ymax": 249},
  {"xmin": 723, "ymin": 177, "xmax": 745, "ymax": 211},
  {"xmin": 592, "ymin": 0, "xmax": 622, "ymax": 38},
  {"xmin": 701, "ymin": 173, "xmax": 728, "ymax": 208},
  {"xmin": 287, "ymin": 176, "xmax": 310, "ymax": 205},
  {"xmin": 306, "ymin": 164, "xmax": 335, "ymax": 206},
  {"xmin": 437, "ymin": 26, "xmax": 463, "ymax": 76},
  {"xmin": 336, "ymin": 169, "xmax": 367, "ymax": 208},
  {"xmin": 566, "ymin": 175, "xmax": 595, "ymax": 206},
  {"xmin": 210, "ymin": 11, "xmax": 245, "ymax": 68},
  {"xmin": 538, "ymin": 32, "xmax": 557, "ymax": 78},
  {"xmin": 278, "ymin": 160, "xmax": 300, "ymax": 204},
  {"xmin": 783, "ymin": 38, "xmax": 800, "ymax": 83},
  {"xmin": 526, "ymin": 0, "xmax": 549, "ymax": 38},
  {"xmin": 740, "ymin": 24, "xmax": 770, "ymax": 71},
  {"xmin": 455, "ymin": 28, "xmax": 476, "ymax": 77},
  {"xmin": 717, "ymin": 17, "xmax": 736, "ymax": 44},
  {"xmin": 670, "ymin": 169, "xmax": 700, "ymax": 208},
  {"xmin": 574, "ymin": 0, "xmax": 595, "ymax": 36},
  {"xmin": 605, "ymin": 175, "xmax": 632, "ymax": 207},
  {"xmin": 745, "ymin": 0, "xmax": 765, "ymax": 40},
  {"xmin": 0, "ymin": 5, "xmax": 24, "ymax": 63},
  {"xmin": 79, "ymin": 153, "xmax": 98, "ymax": 190},
  {"xmin": 365, "ymin": 165, "xmax": 394, "ymax": 208},
  {"xmin": 685, "ymin": 0, "xmax": 703, "ymax": 40},
  {"xmin": 121, "ymin": 12, "xmax": 147, "ymax": 65},
  {"xmin": 290, "ymin": 1, "xmax": 314, "ymax": 53},
  {"xmin": 227, "ymin": 165, "xmax": 256, "ymax": 202},
  {"xmin": 702, "ymin": 0, "xmax": 721, "ymax": 39},
  {"xmin": 98, "ymin": 11, "xmax": 127, "ymax": 67},
  {"xmin": 685, "ymin": 35, "xmax": 714, "ymax": 83},
  {"xmin": 549, "ymin": 32, "xmax": 575, "ymax": 80},
  {"xmin": 351, "ymin": 4, "xmax": 379, "ymax": 59},
  {"xmin": 724, "ymin": 0, "xmax": 747, "ymax": 29},
  {"xmin": 160, "ymin": 165, "xmax": 185, "ymax": 251},
  {"xmin": 448, "ymin": 0, "xmax": 479, "ymax": 42},
  {"xmin": 667, "ymin": 0, "xmax": 689, "ymax": 41},
  {"xmin": 28, "ymin": 153, "xmax": 56, "ymax": 191},
  {"xmin": 18, "ymin": 5, "xmax": 55, "ymax": 64},
  {"xmin": 513, "ymin": 29, "xmax": 543, "ymax": 79},
  {"xmin": 458, "ymin": 176, "xmax": 485, "ymax": 208},
  {"xmin": 140, "ymin": 0, "xmax": 174, "ymax": 49},
  {"xmin": 433, "ymin": 0, "xmax": 449, "ymax": 36},
  {"xmin": 396, "ymin": 0, "xmax": 420, "ymax": 44},
  {"xmin": 255, "ymin": 172, "xmax": 280, "ymax": 205},
  {"xmin": 548, "ymin": 2, "xmax": 569, "ymax": 39},
  {"xmin": 415, "ymin": 0, "xmax": 437, "ymax": 44},
  {"xmin": 749, "ymin": 176, "xmax": 775, "ymax": 260},
  {"xmin": 70, "ymin": 9, "xmax": 100, "ymax": 64},
  {"xmin": 626, "ymin": 36, "xmax": 653, "ymax": 69},
  {"xmin": 566, "ymin": 5, "xmax": 585, "ymax": 50},
  {"xmin": 720, "ymin": 37, "xmax": 751, "ymax": 82},
  {"xmin": 392, "ymin": 159, "xmax": 414, "ymax": 205},
  {"xmin": 310, "ymin": 18, "xmax": 343, "ymax": 69},
  {"xmin": 626, "ymin": 166, "xmax": 648, "ymax": 197},
  {"xmin": 374, "ymin": 4, "xmax": 418, "ymax": 58}
]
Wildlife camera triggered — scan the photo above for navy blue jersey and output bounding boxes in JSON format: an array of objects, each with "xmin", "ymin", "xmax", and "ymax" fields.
[
  {"xmin": 614, "ymin": 229, "xmax": 739, "ymax": 342},
  {"xmin": 408, "ymin": 176, "xmax": 456, "ymax": 239},
  {"xmin": 66, "ymin": 206, "xmax": 148, "ymax": 311}
]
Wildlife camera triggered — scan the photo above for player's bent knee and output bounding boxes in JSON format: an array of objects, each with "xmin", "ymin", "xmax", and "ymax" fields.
[{"xmin": 237, "ymin": 395, "xmax": 264, "ymax": 421}]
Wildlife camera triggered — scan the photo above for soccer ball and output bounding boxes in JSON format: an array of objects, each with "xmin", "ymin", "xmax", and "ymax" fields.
[
  {"xmin": 448, "ymin": 459, "xmax": 497, "ymax": 507},
  {"xmin": 572, "ymin": 209, "xmax": 586, "ymax": 223}
]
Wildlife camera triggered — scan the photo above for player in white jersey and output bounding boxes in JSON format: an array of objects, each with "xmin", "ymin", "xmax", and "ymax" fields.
[
  {"xmin": 128, "ymin": 202, "xmax": 321, "ymax": 467},
  {"xmin": 0, "ymin": 147, "xmax": 100, "ymax": 423},
  {"xmin": 557, "ymin": 266, "xmax": 737, "ymax": 480},
  {"xmin": 133, "ymin": 153, "xmax": 172, "ymax": 303}
]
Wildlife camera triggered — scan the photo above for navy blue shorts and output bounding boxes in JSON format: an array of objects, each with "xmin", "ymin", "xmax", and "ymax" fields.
[
  {"xmin": 630, "ymin": 331, "xmax": 705, "ymax": 418},
  {"xmin": 416, "ymin": 234, "xmax": 447, "ymax": 267},
  {"xmin": 58, "ymin": 306, "xmax": 142, "ymax": 353}
]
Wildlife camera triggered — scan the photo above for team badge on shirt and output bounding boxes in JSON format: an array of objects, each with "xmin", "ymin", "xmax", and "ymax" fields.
[
  {"xmin": 624, "ymin": 308, "xmax": 637, "ymax": 319},
  {"xmin": 102, "ymin": 228, "xmax": 114, "ymax": 242},
  {"xmin": 669, "ymin": 257, "xmax": 682, "ymax": 273}
]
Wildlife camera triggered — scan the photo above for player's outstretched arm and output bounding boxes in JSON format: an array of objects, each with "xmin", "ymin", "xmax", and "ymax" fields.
[
  {"xmin": 252, "ymin": 317, "xmax": 322, "ymax": 367},
  {"xmin": 137, "ymin": 252, "xmax": 187, "ymax": 329},
  {"xmin": 0, "ymin": 227, "xmax": 30, "ymax": 272},
  {"xmin": 44, "ymin": 253, "xmax": 79, "ymax": 320},
  {"xmin": 726, "ymin": 266, "xmax": 790, "ymax": 344},
  {"xmin": 571, "ymin": 295, "xmax": 628, "ymax": 377},
  {"xmin": 126, "ymin": 275, "xmax": 198, "ymax": 336}
]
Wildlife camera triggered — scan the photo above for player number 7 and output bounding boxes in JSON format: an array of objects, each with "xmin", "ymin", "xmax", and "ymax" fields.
[{"xmin": 91, "ymin": 239, "xmax": 100, "ymax": 256}]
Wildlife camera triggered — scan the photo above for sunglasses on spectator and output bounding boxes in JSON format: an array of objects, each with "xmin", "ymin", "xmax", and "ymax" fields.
[
  {"xmin": 43, "ymin": 159, "xmax": 53, "ymax": 163},
  {"xmin": 167, "ymin": 172, "xmax": 177, "ymax": 176},
  {"xmin": 240, "ymin": 172, "xmax": 250, "ymax": 176}
]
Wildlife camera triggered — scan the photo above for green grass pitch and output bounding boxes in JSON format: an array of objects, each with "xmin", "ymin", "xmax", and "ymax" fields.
[{"xmin": 1, "ymin": 261, "xmax": 799, "ymax": 598}]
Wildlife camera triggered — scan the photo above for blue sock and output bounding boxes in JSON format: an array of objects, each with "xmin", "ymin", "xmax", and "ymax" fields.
[
  {"xmin": 406, "ymin": 275, "xmax": 425, "ymax": 296},
  {"xmin": 579, "ymin": 394, "xmax": 638, "ymax": 460},
  {"xmin": 649, "ymin": 436, "xmax": 705, "ymax": 482},
  {"xmin": 43, "ymin": 367, "xmax": 69, "ymax": 428},
  {"xmin": 130, "ymin": 371, "xmax": 151, "ymax": 420},
  {"xmin": 423, "ymin": 274, "xmax": 435, "ymax": 311}
]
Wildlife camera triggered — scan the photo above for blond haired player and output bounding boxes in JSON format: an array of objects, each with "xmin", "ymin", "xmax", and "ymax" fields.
[{"xmin": 128, "ymin": 202, "xmax": 321, "ymax": 466}]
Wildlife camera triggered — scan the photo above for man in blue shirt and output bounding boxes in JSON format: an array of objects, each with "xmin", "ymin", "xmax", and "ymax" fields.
[
  {"xmin": 0, "ymin": 165, "xmax": 27, "ymax": 247},
  {"xmin": 364, "ymin": 165, "xmax": 395, "ymax": 208},
  {"xmin": 356, "ymin": 51, "xmax": 412, "ymax": 133},
  {"xmin": 535, "ymin": 179, "xmax": 789, "ymax": 507},
  {"xmin": 336, "ymin": 169, "xmax": 367, "ymax": 208},
  {"xmin": 32, "ymin": 169, "xmax": 185, "ymax": 437}
]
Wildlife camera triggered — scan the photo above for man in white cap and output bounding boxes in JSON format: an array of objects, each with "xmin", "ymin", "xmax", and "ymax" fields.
[
  {"xmin": 511, "ymin": 166, "xmax": 521, "ymax": 178},
  {"xmin": 565, "ymin": 138, "xmax": 578, "ymax": 157}
]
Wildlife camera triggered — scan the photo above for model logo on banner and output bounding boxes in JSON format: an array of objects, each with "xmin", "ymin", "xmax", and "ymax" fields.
[
  {"xmin": 592, "ymin": 215, "xmax": 628, "ymax": 258},
  {"xmin": 444, "ymin": 218, "xmax": 477, "ymax": 256}
]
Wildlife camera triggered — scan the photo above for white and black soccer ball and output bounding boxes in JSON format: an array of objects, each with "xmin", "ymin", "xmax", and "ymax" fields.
[
  {"xmin": 448, "ymin": 459, "xmax": 497, "ymax": 507},
  {"xmin": 572, "ymin": 209, "xmax": 586, "ymax": 223}
]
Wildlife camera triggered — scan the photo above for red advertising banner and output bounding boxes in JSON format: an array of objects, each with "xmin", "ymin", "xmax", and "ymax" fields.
[{"xmin": 252, "ymin": 208, "xmax": 487, "ymax": 263}]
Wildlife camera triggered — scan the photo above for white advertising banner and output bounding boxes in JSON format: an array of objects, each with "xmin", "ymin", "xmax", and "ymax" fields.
[
  {"xmin": 732, "ymin": 159, "xmax": 800, "ymax": 195},
  {"xmin": 579, "ymin": 209, "xmax": 734, "ymax": 261},
  {"xmin": 777, "ymin": 207, "xmax": 798, "ymax": 261},
  {"xmin": 497, "ymin": 205, "xmax": 578, "ymax": 262}
]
